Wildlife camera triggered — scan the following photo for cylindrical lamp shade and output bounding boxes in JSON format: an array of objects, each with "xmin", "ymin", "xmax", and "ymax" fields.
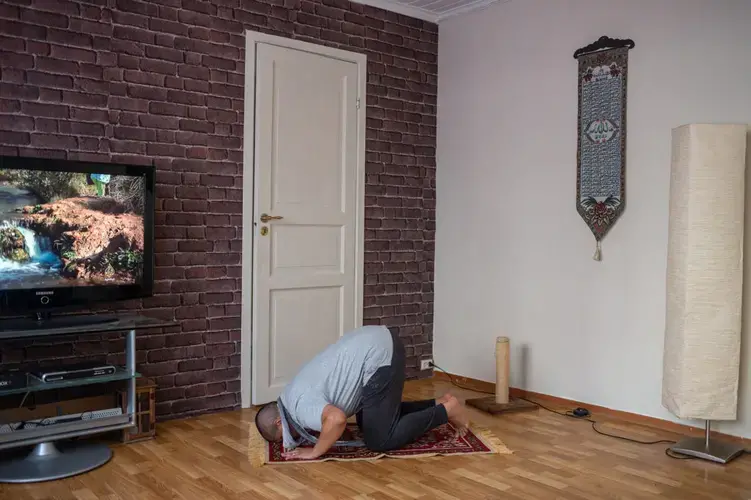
[{"xmin": 662, "ymin": 124, "xmax": 747, "ymax": 420}]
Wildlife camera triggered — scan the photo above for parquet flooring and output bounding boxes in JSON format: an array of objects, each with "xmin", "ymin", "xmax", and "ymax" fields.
[{"xmin": 2, "ymin": 378, "xmax": 750, "ymax": 499}]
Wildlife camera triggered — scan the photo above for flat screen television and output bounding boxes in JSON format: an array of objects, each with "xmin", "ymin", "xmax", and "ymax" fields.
[{"xmin": 0, "ymin": 155, "xmax": 155, "ymax": 328}]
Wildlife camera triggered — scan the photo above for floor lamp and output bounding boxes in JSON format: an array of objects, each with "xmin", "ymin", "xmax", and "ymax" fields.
[{"xmin": 662, "ymin": 123, "xmax": 748, "ymax": 464}]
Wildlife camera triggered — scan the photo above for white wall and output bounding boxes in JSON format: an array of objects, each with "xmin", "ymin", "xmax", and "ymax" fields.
[{"xmin": 434, "ymin": 0, "xmax": 751, "ymax": 438}]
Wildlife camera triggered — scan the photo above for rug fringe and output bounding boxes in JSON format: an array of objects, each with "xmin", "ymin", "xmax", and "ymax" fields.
[
  {"xmin": 247, "ymin": 421, "xmax": 267, "ymax": 468},
  {"xmin": 471, "ymin": 423, "xmax": 513, "ymax": 455}
]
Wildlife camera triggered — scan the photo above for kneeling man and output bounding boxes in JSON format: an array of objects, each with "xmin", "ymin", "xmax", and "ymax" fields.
[{"xmin": 254, "ymin": 325, "xmax": 469, "ymax": 459}]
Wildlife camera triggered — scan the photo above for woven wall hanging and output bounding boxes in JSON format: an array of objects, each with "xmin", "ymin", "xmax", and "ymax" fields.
[{"xmin": 574, "ymin": 36, "xmax": 634, "ymax": 260}]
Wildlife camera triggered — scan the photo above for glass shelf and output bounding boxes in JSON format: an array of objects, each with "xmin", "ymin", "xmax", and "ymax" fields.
[
  {"xmin": 0, "ymin": 314, "xmax": 179, "ymax": 341},
  {"xmin": 0, "ymin": 368, "xmax": 138, "ymax": 397}
]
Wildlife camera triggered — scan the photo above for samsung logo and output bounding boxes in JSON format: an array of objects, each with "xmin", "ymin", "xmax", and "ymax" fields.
[{"xmin": 35, "ymin": 291, "xmax": 54, "ymax": 296}]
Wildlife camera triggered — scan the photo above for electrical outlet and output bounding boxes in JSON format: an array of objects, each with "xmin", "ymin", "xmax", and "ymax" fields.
[{"xmin": 420, "ymin": 359, "xmax": 433, "ymax": 371}]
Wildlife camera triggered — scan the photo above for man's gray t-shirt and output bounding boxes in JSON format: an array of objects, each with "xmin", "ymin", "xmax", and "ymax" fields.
[{"xmin": 280, "ymin": 325, "xmax": 393, "ymax": 437}]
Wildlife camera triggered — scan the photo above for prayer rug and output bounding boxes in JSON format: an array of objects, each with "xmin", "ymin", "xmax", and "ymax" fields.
[
  {"xmin": 575, "ymin": 36, "xmax": 634, "ymax": 260},
  {"xmin": 250, "ymin": 423, "xmax": 511, "ymax": 466}
]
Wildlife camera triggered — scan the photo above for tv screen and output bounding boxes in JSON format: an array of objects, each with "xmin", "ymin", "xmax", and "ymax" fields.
[{"xmin": 0, "ymin": 156, "xmax": 154, "ymax": 314}]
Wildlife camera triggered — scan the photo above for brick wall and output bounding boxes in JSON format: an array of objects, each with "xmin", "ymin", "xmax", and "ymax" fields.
[{"xmin": 0, "ymin": 0, "xmax": 437, "ymax": 419}]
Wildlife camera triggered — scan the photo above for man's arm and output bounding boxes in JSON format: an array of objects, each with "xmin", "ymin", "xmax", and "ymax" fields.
[
  {"xmin": 310, "ymin": 404, "xmax": 346, "ymax": 457},
  {"xmin": 282, "ymin": 404, "xmax": 346, "ymax": 459}
]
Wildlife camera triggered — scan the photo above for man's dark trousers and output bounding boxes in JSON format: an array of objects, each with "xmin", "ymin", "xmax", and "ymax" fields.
[{"xmin": 355, "ymin": 330, "xmax": 449, "ymax": 451}]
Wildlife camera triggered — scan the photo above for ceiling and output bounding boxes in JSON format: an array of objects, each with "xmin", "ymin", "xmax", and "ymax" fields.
[{"xmin": 353, "ymin": 0, "xmax": 508, "ymax": 23}]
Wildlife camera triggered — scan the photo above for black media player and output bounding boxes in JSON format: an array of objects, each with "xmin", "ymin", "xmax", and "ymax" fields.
[
  {"xmin": 30, "ymin": 363, "xmax": 117, "ymax": 383},
  {"xmin": 0, "ymin": 370, "xmax": 27, "ymax": 391}
]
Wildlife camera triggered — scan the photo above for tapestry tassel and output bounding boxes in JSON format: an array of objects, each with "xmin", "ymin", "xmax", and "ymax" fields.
[{"xmin": 593, "ymin": 240, "xmax": 602, "ymax": 261}]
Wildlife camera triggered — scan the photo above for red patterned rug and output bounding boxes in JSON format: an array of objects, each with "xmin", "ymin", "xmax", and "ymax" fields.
[{"xmin": 257, "ymin": 422, "xmax": 511, "ymax": 465}]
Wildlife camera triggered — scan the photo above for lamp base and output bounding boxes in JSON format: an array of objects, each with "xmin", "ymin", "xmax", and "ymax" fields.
[{"xmin": 668, "ymin": 436, "xmax": 746, "ymax": 464}]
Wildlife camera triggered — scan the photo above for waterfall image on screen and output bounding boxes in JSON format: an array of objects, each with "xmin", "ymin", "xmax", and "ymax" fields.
[{"xmin": 0, "ymin": 168, "xmax": 145, "ymax": 290}]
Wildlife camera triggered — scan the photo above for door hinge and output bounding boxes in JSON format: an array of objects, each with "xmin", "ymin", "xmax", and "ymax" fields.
[{"xmin": 356, "ymin": 97, "xmax": 361, "ymax": 110}]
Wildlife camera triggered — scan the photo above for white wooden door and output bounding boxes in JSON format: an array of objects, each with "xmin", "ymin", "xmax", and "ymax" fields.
[{"xmin": 244, "ymin": 37, "xmax": 365, "ymax": 405}]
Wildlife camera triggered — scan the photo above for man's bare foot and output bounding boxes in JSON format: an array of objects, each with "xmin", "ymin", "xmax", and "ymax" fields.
[
  {"xmin": 443, "ymin": 396, "xmax": 469, "ymax": 437},
  {"xmin": 436, "ymin": 392, "xmax": 454, "ymax": 406}
]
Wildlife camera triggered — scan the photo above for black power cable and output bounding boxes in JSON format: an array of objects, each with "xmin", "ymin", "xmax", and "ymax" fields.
[{"xmin": 429, "ymin": 362, "xmax": 710, "ymax": 460}]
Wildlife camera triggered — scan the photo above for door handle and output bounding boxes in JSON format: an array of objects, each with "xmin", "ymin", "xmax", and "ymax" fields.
[{"xmin": 260, "ymin": 213, "xmax": 283, "ymax": 223}]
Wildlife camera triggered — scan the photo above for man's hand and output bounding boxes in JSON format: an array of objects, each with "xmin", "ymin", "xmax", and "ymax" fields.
[{"xmin": 282, "ymin": 447, "xmax": 321, "ymax": 460}]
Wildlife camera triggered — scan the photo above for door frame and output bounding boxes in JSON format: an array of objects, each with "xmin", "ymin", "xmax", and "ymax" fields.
[{"xmin": 240, "ymin": 30, "xmax": 367, "ymax": 408}]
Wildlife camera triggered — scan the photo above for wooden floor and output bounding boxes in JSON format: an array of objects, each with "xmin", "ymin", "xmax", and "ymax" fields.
[{"xmin": 2, "ymin": 378, "xmax": 750, "ymax": 499}]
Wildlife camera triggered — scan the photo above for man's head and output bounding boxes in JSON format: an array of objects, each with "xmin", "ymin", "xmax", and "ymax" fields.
[{"xmin": 254, "ymin": 402, "xmax": 283, "ymax": 443}]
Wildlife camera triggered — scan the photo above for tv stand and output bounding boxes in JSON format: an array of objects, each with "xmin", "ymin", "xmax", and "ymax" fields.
[
  {"xmin": 1, "ymin": 313, "xmax": 119, "ymax": 333},
  {"xmin": 0, "ymin": 313, "xmax": 129, "ymax": 339},
  {"xmin": 0, "ymin": 313, "xmax": 177, "ymax": 483}
]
